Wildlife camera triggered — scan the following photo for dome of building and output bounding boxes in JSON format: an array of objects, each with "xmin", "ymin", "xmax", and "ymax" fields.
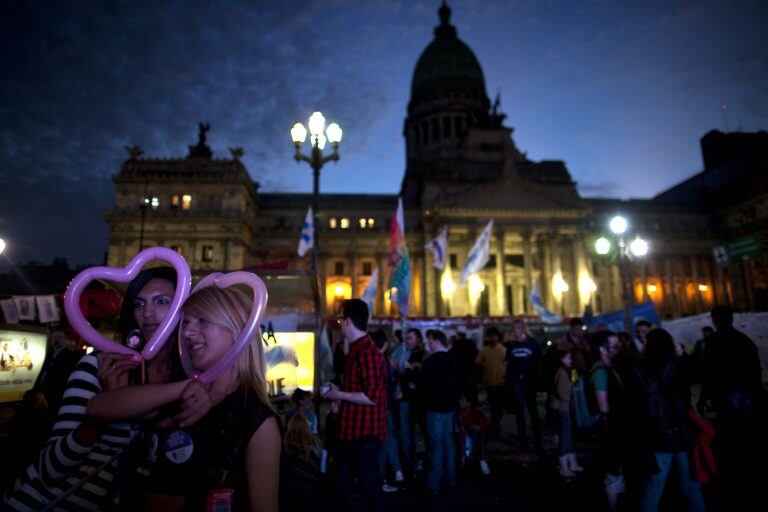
[{"xmin": 410, "ymin": 1, "xmax": 488, "ymax": 104}]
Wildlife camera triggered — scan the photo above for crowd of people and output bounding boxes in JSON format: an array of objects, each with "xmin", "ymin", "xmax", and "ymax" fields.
[{"xmin": 0, "ymin": 265, "xmax": 765, "ymax": 511}]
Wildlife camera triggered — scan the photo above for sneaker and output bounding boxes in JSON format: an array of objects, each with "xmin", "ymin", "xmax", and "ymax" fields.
[
  {"xmin": 382, "ymin": 483, "xmax": 399, "ymax": 493},
  {"xmin": 394, "ymin": 470, "xmax": 404, "ymax": 482},
  {"xmin": 480, "ymin": 460, "xmax": 491, "ymax": 476}
]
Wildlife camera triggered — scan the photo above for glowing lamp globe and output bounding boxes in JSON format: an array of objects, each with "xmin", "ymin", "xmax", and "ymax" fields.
[
  {"xmin": 629, "ymin": 237, "xmax": 649, "ymax": 257},
  {"xmin": 595, "ymin": 237, "xmax": 611, "ymax": 255},
  {"xmin": 609, "ymin": 215, "xmax": 628, "ymax": 235},
  {"xmin": 326, "ymin": 123, "xmax": 342, "ymax": 144},
  {"xmin": 291, "ymin": 122, "xmax": 307, "ymax": 144},
  {"xmin": 308, "ymin": 111, "xmax": 326, "ymax": 136}
]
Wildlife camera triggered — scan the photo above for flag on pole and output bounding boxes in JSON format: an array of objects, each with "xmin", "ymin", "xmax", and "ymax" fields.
[
  {"xmin": 460, "ymin": 220, "xmax": 494, "ymax": 285},
  {"xmin": 530, "ymin": 284, "xmax": 562, "ymax": 324},
  {"xmin": 425, "ymin": 226, "xmax": 448, "ymax": 270},
  {"xmin": 297, "ymin": 206, "xmax": 314, "ymax": 257},
  {"xmin": 361, "ymin": 267, "xmax": 379, "ymax": 318},
  {"xmin": 387, "ymin": 198, "xmax": 410, "ymax": 313}
]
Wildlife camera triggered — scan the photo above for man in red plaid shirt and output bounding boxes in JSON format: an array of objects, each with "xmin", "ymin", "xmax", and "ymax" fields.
[{"xmin": 324, "ymin": 299, "xmax": 387, "ymax": 512}]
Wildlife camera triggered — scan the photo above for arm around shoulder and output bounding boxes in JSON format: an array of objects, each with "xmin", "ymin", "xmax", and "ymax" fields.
[{"xmin": 246, "ymin": 416, "xmax": 281, "ymax": 512}]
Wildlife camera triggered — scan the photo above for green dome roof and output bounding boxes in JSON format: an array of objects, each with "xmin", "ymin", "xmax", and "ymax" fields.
[{"xmin": 410, "ymin": 2, "xmax": 487, "ymax": 103}]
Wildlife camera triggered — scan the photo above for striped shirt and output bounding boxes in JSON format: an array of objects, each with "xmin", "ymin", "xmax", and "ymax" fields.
[
  {"xmin": 3, "ymin": 354, "xmax": 137, "ymax": 511},
  {"xmin": 337, "ymin": 335, "xmax": 387, "ymax": 441}
]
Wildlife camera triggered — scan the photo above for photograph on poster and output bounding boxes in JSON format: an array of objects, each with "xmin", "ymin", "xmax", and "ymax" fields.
[{"xmin": 0, "ymin": 329, "xmax": 47, "ymax": 403}]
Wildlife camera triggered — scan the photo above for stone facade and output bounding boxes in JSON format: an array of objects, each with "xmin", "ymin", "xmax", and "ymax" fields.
[{"xmin": 105, "ymin": 3, "xmax": 767, "ymax": 320}]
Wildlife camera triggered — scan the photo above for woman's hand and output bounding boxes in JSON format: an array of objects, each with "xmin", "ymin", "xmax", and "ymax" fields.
[
  {"xmin": 172, "ymin": 379, "xmax": 216, "ymax": 428},
  {"xmin": 97, "ymin": 353, "xmax": 140, "ymax": 392}
]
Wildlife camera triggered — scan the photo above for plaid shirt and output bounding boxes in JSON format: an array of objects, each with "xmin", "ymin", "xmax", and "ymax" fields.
[{"xmin": 338, "ymin": 335, "xmax": 388, "ymax": 441}]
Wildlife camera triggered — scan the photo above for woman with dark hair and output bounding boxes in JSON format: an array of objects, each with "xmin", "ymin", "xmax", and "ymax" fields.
[
  {"xmin": 3, "ymin": 266, "xmax": 195, "ymax": 511},
  {"xmin": 625, "ymin": 328, "xmax": 705, "ymax": 512}
]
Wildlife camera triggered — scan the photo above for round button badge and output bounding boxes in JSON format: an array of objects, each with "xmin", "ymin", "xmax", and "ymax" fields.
[{"xmin": 163, "ymin": 430, "xmax": 194, "ymax": 464}]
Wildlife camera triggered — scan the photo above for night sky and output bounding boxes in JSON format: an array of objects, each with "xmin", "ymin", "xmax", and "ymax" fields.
[{"xmin": 1, "ymin": 0, "xmax": 766, "ymax": 269}]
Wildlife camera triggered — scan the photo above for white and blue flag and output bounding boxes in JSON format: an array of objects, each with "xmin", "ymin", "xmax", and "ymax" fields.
[
  {"xmin": 297, "ymin": 206, "xmax": 314, "ymax": 257},
  {"xmin": 425, "ymin": 226, "xmax": 448, "ymax": 270},
  {"xmin": 460, "ymin": 220, "xmax": 493, "ymax": 285},
  {"xmin": 361, "ymin": 267, "xmax": 379, "ymax": 318},
  {"xmin": 530, "ymin": 284, "xmax": 563, "ymax": 324}
]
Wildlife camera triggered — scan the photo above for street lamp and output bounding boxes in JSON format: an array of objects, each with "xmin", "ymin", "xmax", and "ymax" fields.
[
  {"xmin": 291, "ymin": 111, "xmax": 343, "ymax": 272},
  {"xmin": 594, "ymin": 215, "xmax": 650, "ymax": 331},
  {"xmin": 0, "ymin": 238, "xmax": 6, "ymax": 255}
]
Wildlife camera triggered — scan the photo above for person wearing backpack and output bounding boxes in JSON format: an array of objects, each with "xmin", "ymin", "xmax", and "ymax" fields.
[{"xmin": 624, "ymin": 328, "xmax": 705, "ymax": 512}]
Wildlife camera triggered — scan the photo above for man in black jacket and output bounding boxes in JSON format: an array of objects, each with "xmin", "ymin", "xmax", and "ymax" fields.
[
  {"xmin": 701, "ymin": 305, "xmax": 764, "ymax": 499},
  {"xmin": 421, "ymin": 330, "xmax": 460, "ymax": 494}
]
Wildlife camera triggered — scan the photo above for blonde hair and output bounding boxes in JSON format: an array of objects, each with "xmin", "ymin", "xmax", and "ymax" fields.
[
  {"xmin": 284, "ymin": 412, "xmax": 321, "ymax": 463},
  {"xmin": 510, "ymin": 319, "xmax": 534, "ymax": 340},
  {"xmin": 182, "ymin": 286, "xmax": 271, "ymax": 410}
]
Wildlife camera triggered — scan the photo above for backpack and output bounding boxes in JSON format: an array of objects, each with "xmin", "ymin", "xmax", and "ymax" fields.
[
  {"xmin": 573, "ymin": 372, "xmax": 601, "ymax": 431},
  {"xmin": 631, "ymin": 362, "xmax": 696, "ymax": 453}
]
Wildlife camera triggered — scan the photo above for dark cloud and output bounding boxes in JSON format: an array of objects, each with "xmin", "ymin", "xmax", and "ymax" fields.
[{"xmin": 1, "ymin": 0, "xmax": 767, "ymax": 268}]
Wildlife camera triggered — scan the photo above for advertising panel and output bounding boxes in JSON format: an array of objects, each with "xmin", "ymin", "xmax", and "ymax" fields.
[
  {"xmin": 0, "ymin": 327, "xmax": 48, "ymax": 403},
  {"xmin": 265, "ymin": 332, "xmax": 315, "ymax": 400}
]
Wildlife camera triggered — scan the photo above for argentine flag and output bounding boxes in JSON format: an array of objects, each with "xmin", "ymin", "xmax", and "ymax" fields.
[
  {"xmin": 460, "ymin": 220, "xmax": 494, "ymax": 285},
  {"xmin": 425, "ymin": 226, "xmax": 448, "ymax": 270},
  {"xmin": 530, "ymin": 284, "xmax": 563, "ymax": 324},
  {"xmin": 361, "ymin": 267, "xmax": 379, "ymax": 318},
  {"xmin": 297, "ymin": 206, "xmax": 314, "ymax": 257}
]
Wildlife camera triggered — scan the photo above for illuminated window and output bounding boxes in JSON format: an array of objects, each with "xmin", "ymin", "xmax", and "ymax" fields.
[
  {"xmin": 329, "ymin": 217, "xmax": 337, "ymax": 229},
  {"xmin": 171, "ymin": 245, "xmax": 183, "ymax": 255},
  {"xmin": 150, "ymin": 197, "xmax": 160, "ymax": 209},
  {"xmin": 171, "ymin": 195, "xmax": 180, "ymax": 208},
  {"xmin": 202, "ymin": 245, "xmax": 214, "ymax": 261},
  {"xmin": 362, "ymin": 262, "xmax": 373, "ymax": 275},
  {"xmin": 340, "ymin": 218, "xmax": 350, "ymax": 229},
  {"xmin": 182, "ymin": 194, "xmax": 192, "ymax": 210},
  {"xmin": 367, "ymin": 218, "xmax": 375, "ymax": 228},
  {"xmin": 334, "ymin": 261, "xmax": 345, "ymax": 275}
]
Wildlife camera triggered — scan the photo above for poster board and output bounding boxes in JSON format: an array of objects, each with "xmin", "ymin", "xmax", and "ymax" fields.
[{"xmin": 0, "ymin": 324, "xmax": 48, "ymax": 403}]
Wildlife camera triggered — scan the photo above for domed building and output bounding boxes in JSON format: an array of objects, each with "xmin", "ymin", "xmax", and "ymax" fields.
[{"xmin": 105, "ymin": 2, "xmax": 767, "ymax": 320}]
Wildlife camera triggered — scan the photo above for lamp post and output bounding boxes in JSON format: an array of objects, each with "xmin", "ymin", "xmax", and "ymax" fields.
[
  {"xmin": 594, "ymin": 215, "xmax": 649, "ymax": 331},
  {"xmin": 290, "ymin": 112, "xmax": 343, "ymax": 273}
]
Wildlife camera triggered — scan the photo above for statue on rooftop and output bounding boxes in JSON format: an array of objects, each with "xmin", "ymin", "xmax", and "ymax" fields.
[
  {"xmin": 124, "ymin": 145, "xmax": 144, "ymax": 160},
  {"xmin": 187, "ymin": 122, "xmax": 213, "ymax": 159}
]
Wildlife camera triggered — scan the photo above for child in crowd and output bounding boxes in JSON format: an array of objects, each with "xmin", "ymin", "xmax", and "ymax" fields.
[
  {"xmin": 456, "ymin": 394, "xmax": 491, "ymax": 476},
  {"xmin": 548, "ymin": 350, "xmax": 583, "ymax": 477}
]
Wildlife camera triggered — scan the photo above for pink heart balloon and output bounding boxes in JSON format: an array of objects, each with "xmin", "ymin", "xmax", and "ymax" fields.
[
  {"xmin": 181, "ymin": 271, "xmax": 269, "ymax": 384},
  {"xmin": 64, "ymin": 247, "xmax": 192, "ymax": 360}
]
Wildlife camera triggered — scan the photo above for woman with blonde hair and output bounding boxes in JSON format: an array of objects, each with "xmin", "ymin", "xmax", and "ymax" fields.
[{"xmin": 281, "ymin": 412, "xmax": 325, "ymax": 509}]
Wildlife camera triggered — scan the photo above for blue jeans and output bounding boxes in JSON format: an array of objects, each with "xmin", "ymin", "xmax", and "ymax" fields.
[
  {"xmin": 331, "ymin": 440, "xmax": 384, "ymax": 512},
  {"xmin": 379, "ymin": 411, "xmax": 402, "ymax": 479},
  {"xmin": 558, "ymin": 410, "xmax": 573, "ymax": 455},
  {"xmin": 399, "ymin": 401, "xmax": 415, "ymax": 467},
  {"xmin": 425, "ymin": 411, "xmax": 456, "ymax": 492},
  {"xmin": 640, "ymin": 451, "xmax": 705, "ymax": 512}
]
